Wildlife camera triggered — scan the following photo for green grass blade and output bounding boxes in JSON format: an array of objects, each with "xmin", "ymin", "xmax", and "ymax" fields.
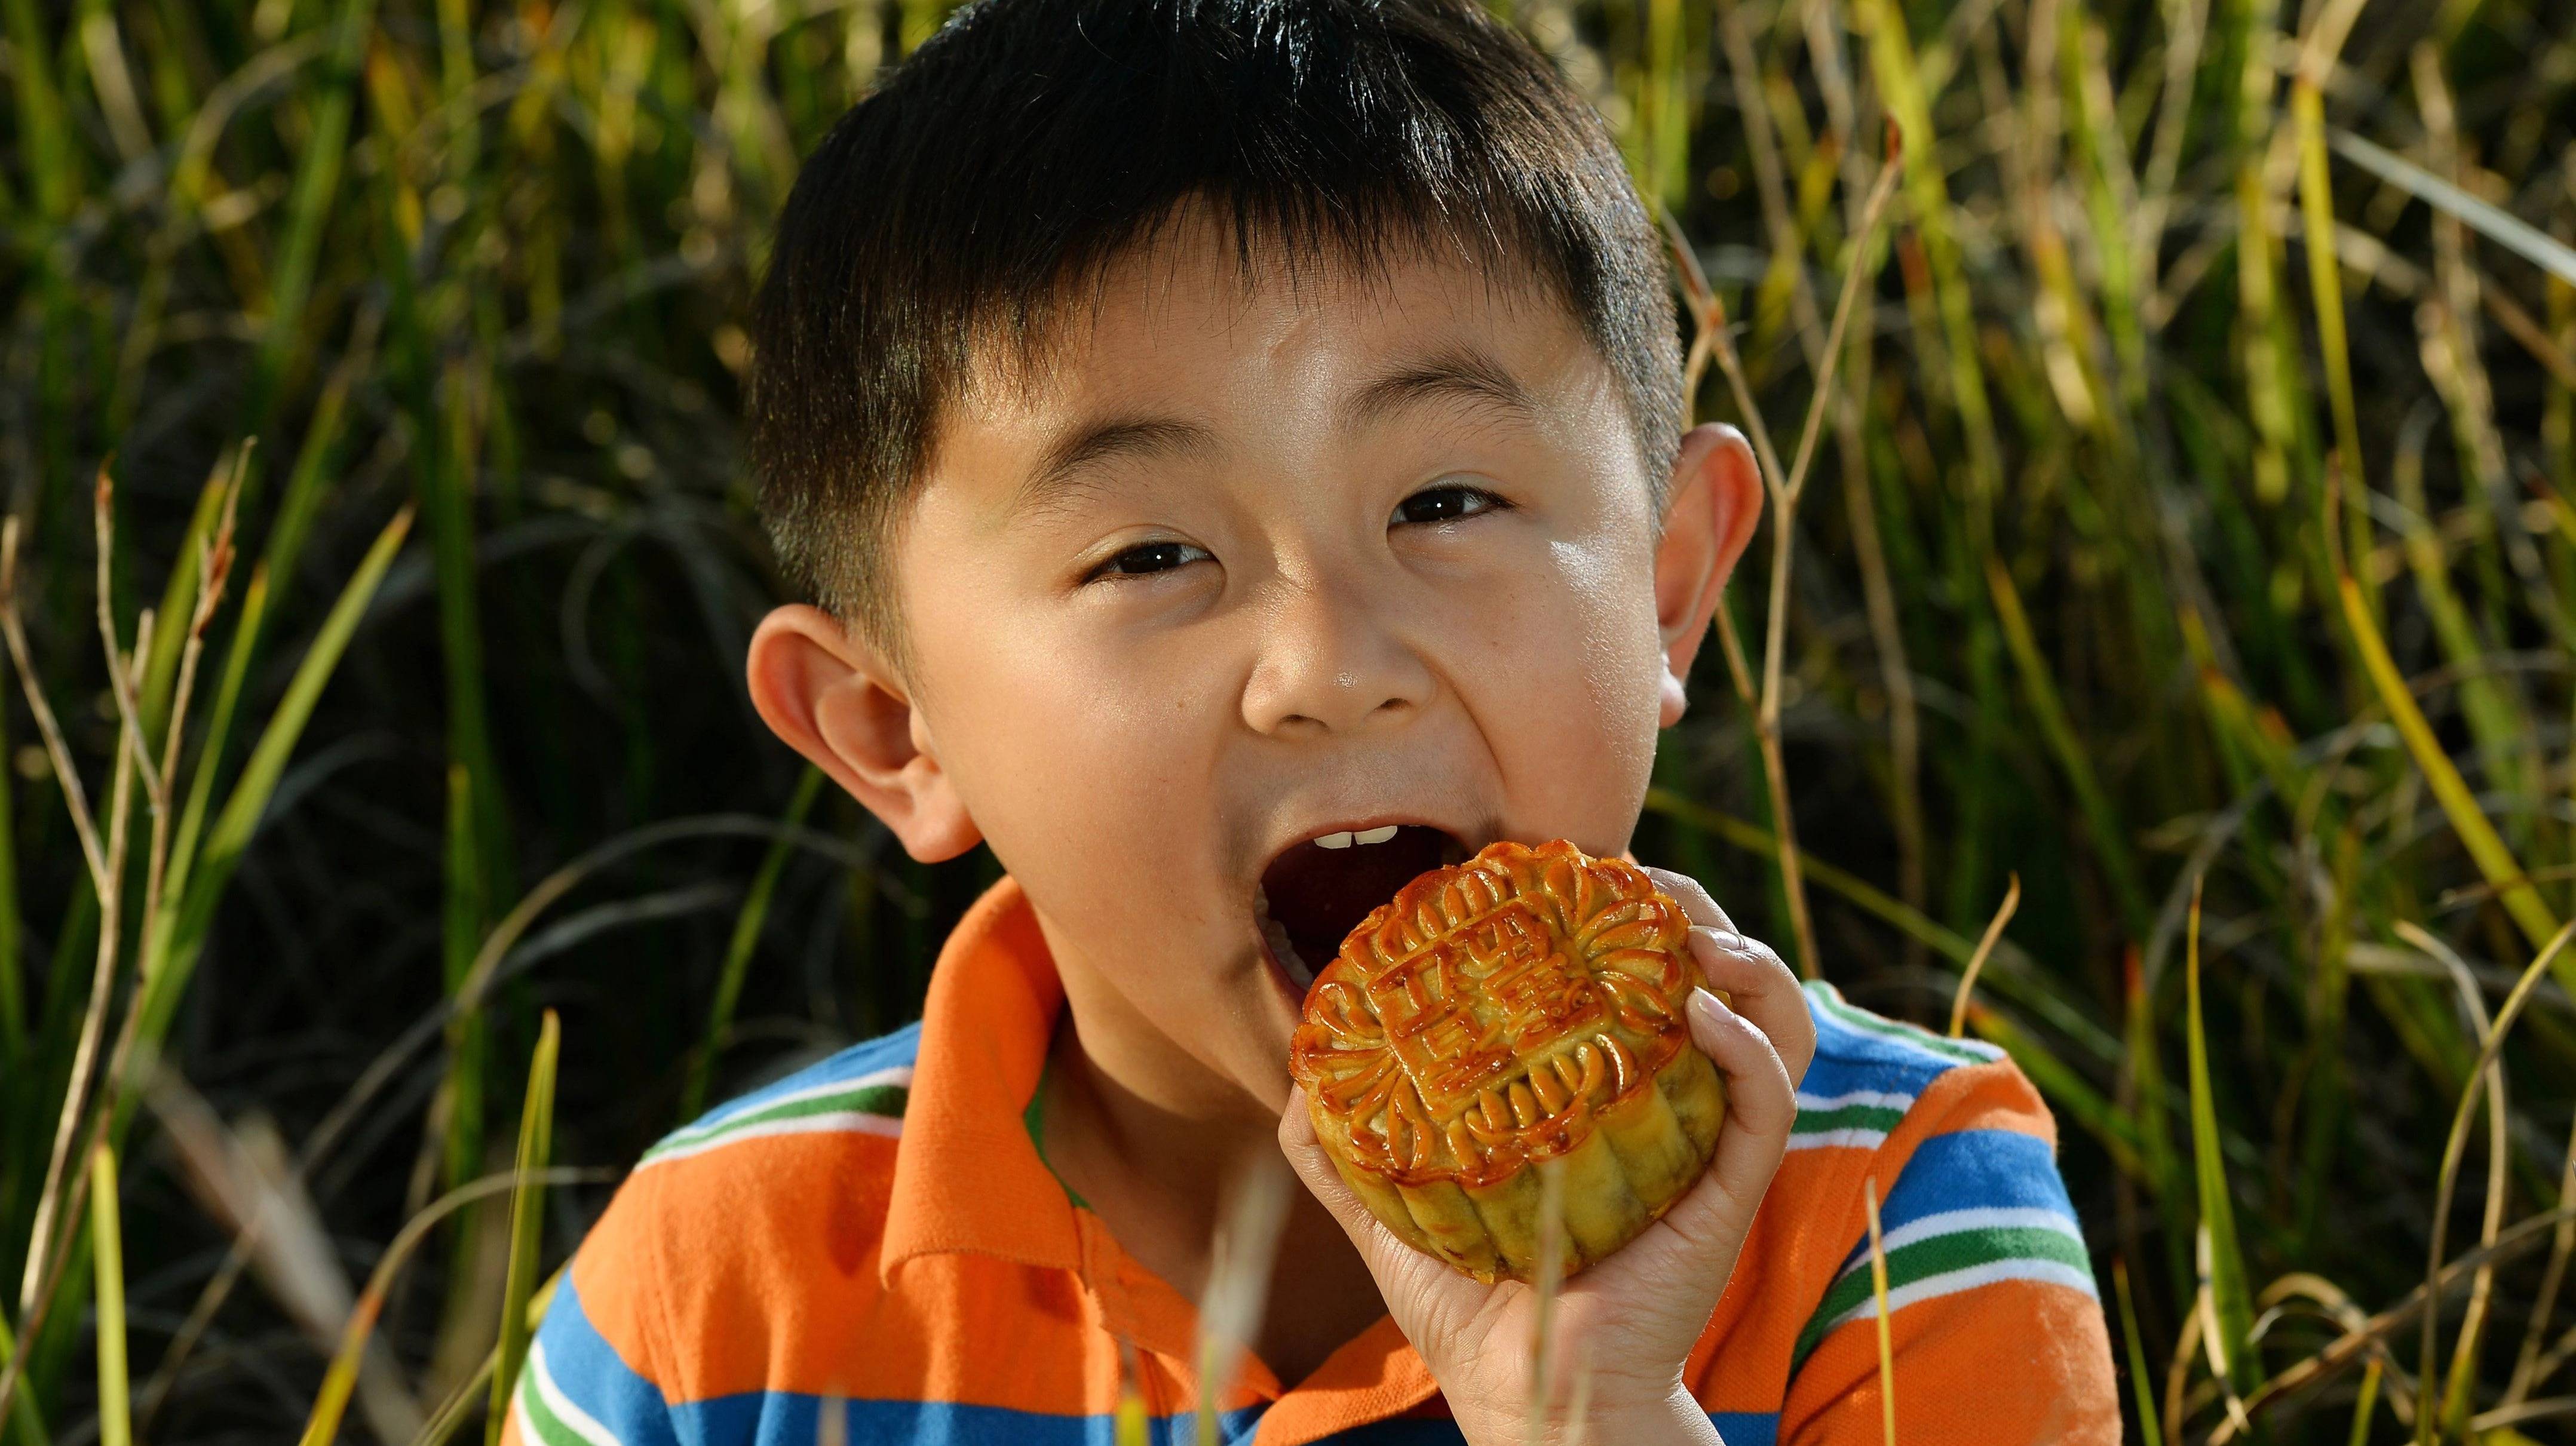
[
  {"xmin": 298, "ymin": 1170, "xmax": 590, "ymax": 1446},
  {"xmin": 1859, "ymin": 0, "xmax": 2004, "ymax": 520},
  {"xmin": 1984, "ymin": 558, "xmax": 2151, "ymax": 940},
  {"xmin": 2, "ymin": 0, "xmax": 79, "ymax": 223},
  {"xmin": 2295, "ymin": 81, "xmax": 2375, "ymax": 615},
  {"xmin": 680, "ymin": 767, "xmax": 824, "ymax": 1122},
  {"xmin": 2185, "ymin": 881, "xmax": 2263, "ymax": 1402},
  {"xmin": 143, "ymin": 508, "xmax": 413, "ymax": 1054},
  {"xmin": 85, "ymin": 1146, "xmax": 125, "ymax": 1446},
  {"xmin": 2114, "ymin": 1259, "xmax": 2167, "ymax": 1446},
  {"xmin": 486, "ymin": 1011, "xmax": 559, "ymax": 1446},
  {"xmin": 155, "ymin": 565, "xmax": 271, "ymax": 948},
  {"xmin": 250, "ymin": 0, "xmax": 384, "ymax": 428},
  {"xmin": 413, "ymin": 1270, "xmax": 562, "ymax": 1446},
  {"xmin": 2336, "ymin": 575, "xmax": 2562, "ymax": 955},
  {"xmin": 0, "ymin": 1307, "xmax": 49, "ymax": 1445}
]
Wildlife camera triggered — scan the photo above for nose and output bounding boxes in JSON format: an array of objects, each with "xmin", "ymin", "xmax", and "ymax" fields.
[{"xmin": 1240, "ymin": 572, "xmax": 1437, "ymax": 738}]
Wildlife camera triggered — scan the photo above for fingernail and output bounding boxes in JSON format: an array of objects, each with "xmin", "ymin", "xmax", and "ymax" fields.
[
  {"xmin": 1692, "ymin": 925, "xmax": 1747, "ymax": 956},
  {"xmin": 1688, "ymin": 987, "xmax": 1730, "ymax": 1029}
]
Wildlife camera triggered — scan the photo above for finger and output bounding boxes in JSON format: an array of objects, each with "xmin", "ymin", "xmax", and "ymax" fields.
[
  {"xmin": 1686, "ymin": 926, "xmax": 1814, "ymax": 1086},
  {"xmin": 1640, "ymin": 865, "xmax": 1737, "ymax": 936},
  {"xmin": 1652, "ymin": 989, "xmax": 1798, "ymax": 1257}
]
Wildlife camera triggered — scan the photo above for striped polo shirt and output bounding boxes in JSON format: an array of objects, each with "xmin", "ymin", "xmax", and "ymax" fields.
[{"xmin": 505, "ymin": 879, "xmax": 2118, "ymax": 1445}]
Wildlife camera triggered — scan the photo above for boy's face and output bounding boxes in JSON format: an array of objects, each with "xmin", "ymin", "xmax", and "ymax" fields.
[{"xmin": 750, "ymin": 217, "xmax": 1761, "ymax": 1118}]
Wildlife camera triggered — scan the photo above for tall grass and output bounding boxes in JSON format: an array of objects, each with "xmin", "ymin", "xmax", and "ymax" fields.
[{"xmin": 4, "ymin": 0, "xmax": 2576, "ymax": 1441}]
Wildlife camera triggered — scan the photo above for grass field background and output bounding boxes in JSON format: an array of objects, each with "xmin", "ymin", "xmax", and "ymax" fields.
[{"xmin": 5, "ymin": 0, "xmax": 2575, "ymax": 1440}]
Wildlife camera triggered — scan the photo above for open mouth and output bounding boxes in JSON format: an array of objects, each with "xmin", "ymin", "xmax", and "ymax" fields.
[{"xmin": 1256, "ymin": 824, "xmax": 1469, "ymax": 991}]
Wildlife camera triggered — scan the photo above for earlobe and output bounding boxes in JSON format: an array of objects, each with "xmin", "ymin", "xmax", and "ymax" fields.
[
  {"xmin": 744, "ymin": 605, "xmax": 983, "ymax": 862},
  {"xmin": 1651, "ymin": 423, "xmax": 1766, "ymax": 727}
]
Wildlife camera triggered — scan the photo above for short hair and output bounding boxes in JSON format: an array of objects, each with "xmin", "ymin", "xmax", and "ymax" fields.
[{"xmin": 746, "ymin": 0, "xmax": 1683, "ymax": 657}]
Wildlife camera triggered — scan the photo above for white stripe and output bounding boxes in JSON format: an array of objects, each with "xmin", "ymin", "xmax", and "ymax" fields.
[
  {"xmin": 1786, "ymin": 1127, "xmax": 1890, "ymax": 1152},
  {"xmin": 639, "ymin": 1110, "xmax": 903, "ymax": 1168},
  {"xmin": 526, "ymin": 1341, "xmax": 625, "ymax": 1446},
  {"xmin": 1844, "ymin": 1206, "xmax": 2086, "ymax": 1266},
  {"xmin": 1818, "ymin": 1258, "xmax": 2101, "ymax": 1337},
  {"xmin": 510, "ymin": 1376, "xmax": 539, "ymax": 1445},
  {"xmin": 667, "ymin": 1066, "xmax": 914, "ymax": 1142},
  {"xmin": 1815, "ymin": 995, "xmax": 2003, "ymax": 1063},
  {"xmin": 1796, "ymin": 1089, "xmax": 1915, "ymax": 1112}
]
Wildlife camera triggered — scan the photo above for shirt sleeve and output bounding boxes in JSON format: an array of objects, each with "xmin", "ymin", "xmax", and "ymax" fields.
[
  {"xmin": 501, "ymin": 1172, "xmax": 688, "ymax": 1446},
  {"xmin": 1775, "ymin": 1056, "xmax": 2121, "ymax": 1445}
]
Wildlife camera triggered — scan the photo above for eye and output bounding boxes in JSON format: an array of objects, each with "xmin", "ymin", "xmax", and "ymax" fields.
[
  {"xmin": 1085, "ymin": 539, "xmax": 1213, "ymax": 582},
  {"xmin": 1391, "ymin": 483, "xmax": 1507, "ymax": 527}
]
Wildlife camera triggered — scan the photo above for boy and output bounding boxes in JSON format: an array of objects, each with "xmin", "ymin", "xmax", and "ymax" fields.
[{"xmin": 508, "ymin": 0, "xmax": 2118, "ymax": 1440}]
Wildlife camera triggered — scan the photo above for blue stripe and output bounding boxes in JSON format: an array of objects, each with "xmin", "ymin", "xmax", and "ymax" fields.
[
  {"xmin": 528, "ymin": 1273, "xmax": 682, "ymax": 1444},
  {"xmin": 1879, "ymin": 1130, "xmax": 2077, "ymax": 1232},
  {"xmin": 692, "ymin": 1023, "xmax": 924, "ymax": 1130},
  {"xmin": 677, "ymin": 1395, "xmax": 1267, "ymax": 1444},
  {"xmin": 1798, "ymin": 984, "xmax": 1972, "ymax": 1103},
  {"xmin": 658, "ymin": 1394, "xmax": 1779, "ymax": 1444},
  {"xmin": 1710, "ymin": 1411, "xmax": 1780, "ymax": 1446},
  {"xmin": 1836, "ymin": 1128, "xmax": 2081, "ymax": 1275}
]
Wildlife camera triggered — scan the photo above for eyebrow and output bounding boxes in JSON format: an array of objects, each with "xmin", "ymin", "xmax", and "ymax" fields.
[
  {"xmin": 1339, "ymin": 347, "xmax": 1541, "ymax": 432},
  {"xmin": 1008, "ymin": 348, "xmax": 1539, "ymax": 516},
  {"xmin": 1013, "ymin": 416, "xmax": 1220, "ymax": 516}
]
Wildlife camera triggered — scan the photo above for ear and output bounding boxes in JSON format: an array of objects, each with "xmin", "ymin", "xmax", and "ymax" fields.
[
  {"xmin": 1653, "ymin": 423, "xmax": 1766, "ymax": 727},
  {"xmin": 745, "ymin": 604, "xmax": 983, "ymax": 862}
]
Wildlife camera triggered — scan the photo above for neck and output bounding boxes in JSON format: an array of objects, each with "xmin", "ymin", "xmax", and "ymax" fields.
[
  {"xmin": 1035, "ymin": 947, "xmax": 1388, "ymax": 1386},
  {"xmin": 1045, "ymin": 999, "xmax": 1269, "ymax": 1260}
]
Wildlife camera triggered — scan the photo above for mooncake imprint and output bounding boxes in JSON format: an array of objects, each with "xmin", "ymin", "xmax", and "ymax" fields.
[{"xmin": 1289, "ymin": 839, "xmax": 1727, "ymax": 1282}]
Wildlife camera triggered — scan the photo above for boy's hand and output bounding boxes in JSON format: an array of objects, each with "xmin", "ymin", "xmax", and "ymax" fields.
[{"xmin": 1277, "ymin": 868, "xmax": 1814, "ymax": 1446}]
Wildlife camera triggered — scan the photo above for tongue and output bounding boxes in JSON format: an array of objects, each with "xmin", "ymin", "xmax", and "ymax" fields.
[{"xmin": 1261, "ymin": 826, "xmax": 1450, "ymax": 971}]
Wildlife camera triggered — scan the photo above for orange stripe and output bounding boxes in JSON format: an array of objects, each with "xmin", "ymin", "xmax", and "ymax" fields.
[{"xmin": 1780, "ymin": 1276, "xmax": 2117, "ymax": 1444}]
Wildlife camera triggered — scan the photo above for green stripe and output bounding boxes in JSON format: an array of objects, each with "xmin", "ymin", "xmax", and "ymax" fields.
[
  {"xmin": 517, "ymin": 1356, "xmax": 593, "ymax": 1446},
  {"xmin": 1813, "ymin": 990, "xmax": 1995, "ymax": 1066},
  {"xmin": 1790, "ymin": 1103, "xmax": 1906, "ymax": 1135},
  {"xmin": 1790, "ymin": 1225, "xmax": 2091, "ymax": 1368},
  {"xmin": 645, "ymin": 1084, "xmax": 909, "ymax": 1159}
]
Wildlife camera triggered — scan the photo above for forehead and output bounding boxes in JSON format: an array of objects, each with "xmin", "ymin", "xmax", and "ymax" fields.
[{"xmin": 941, "ymin": 210, "xmax": 1612, "ymax": 453}]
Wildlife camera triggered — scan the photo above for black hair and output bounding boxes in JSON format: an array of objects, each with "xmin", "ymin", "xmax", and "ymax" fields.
[{"xmin": 746, "ymin": 0, "xmax": 1682, "ymax": 653}]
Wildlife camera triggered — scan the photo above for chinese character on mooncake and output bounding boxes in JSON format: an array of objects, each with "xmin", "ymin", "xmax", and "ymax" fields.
[{"xmin": 1288, "ymin": 839, "xmax": 1726, "ymax": 1283}]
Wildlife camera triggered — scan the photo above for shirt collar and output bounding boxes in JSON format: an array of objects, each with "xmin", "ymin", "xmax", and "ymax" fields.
[
  {"xmin": 877, "ymin": 877, "xmax": 1440, "ymax": 1435},
  {"xmin": 879, "ymin": 877, "xmax": 1086, "ymax": 1277}
]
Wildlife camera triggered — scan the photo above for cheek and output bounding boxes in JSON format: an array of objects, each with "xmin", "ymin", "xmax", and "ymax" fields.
[
  {"xmin": 1439, "ymin": 529, "xmax": 1667, "ymax": 838},
  {"xmin": 914, "ymin": 599, "xmax": 1240, "ymax": 918}
]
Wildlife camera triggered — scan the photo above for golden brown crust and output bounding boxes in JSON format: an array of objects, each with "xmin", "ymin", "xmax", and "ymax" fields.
[{"xmin": 1287, "ymin": 839, "xmax": 1697, "ymax": 1193}]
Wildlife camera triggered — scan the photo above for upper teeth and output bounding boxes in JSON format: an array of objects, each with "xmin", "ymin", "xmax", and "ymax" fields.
[{"xmin": 1315, "ymin": 825, "xmax": 1400, "ymax": 850}]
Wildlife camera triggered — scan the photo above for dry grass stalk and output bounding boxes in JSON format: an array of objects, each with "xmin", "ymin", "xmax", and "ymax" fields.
[
  {"xmin": 1658, "ymin": 123, "xmax": 1902, "ymax": 980},
  {"xmin": 0, "ymin": 452, "xmax": 243, "ymax": 1425},
  {"xmin": 1524, "ymin": 1155, "xmax": 1569, "ymax": 1446},
  {"xmin": 1948, "ymin": 872, "xmax": 2020, "ymax": 1038},
  {"xmin": 145, "ymin": 1066, "xmax": 425, "ymax": 1443},
  {"xmin": 2399, "ymin": 920, "xmax": 2514, "ymax": 1430},
  {"xmin": 1863, "ymin": 1177, "xmax": 1895, "ymax": 1446},
  {"xmin": 1191, "ymin": 1152, "xmax": 1292, "ymax": 1446},
  {"xmin": 2412, "ymin": 920, "xmax": 2576, "ymax": 1436}
]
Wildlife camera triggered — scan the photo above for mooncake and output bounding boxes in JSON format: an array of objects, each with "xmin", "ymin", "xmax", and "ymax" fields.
[{"xmin": 1287, "ymin": 839, "xmax": 1725, "ymax": 1283}]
